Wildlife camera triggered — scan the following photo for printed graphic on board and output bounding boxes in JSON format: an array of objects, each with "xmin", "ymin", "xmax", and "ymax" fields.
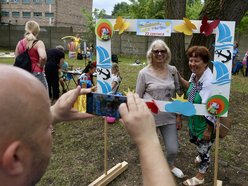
[
  {"xmin": 215, "ymin": 49, "xmax": 232, "ymax": 63},
  {"xmin": 137, "ymin": 19, "xmax": 172, "ymax": 36},
  {"xmin": 165, "ymin": 94, "xmax": 196, "ymax": 116},
  {"xmin": 96, "ymin": 45, "xmax": 112, "ymax": 93},
  {"xmin": 217, "ymin": 23, "xmax": 232, "ymax": 43},
  {"xmin": 206, "ymin": 95, "xmax": 229, "ymax": 116},
  {"xmin": 95, "ymin": 19, "xmax": 113, "ymax": 41},
  {"xmin": 211, "ymin": 61, "xmax": 231, "ymax": 86}
]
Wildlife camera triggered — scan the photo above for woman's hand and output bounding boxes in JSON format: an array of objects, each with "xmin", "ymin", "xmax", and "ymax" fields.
[
  {"xmin": 203, "ymin": 128, "xmax": 211, "ymax": 141},
  {"xmin": 176, "ymin": 114, "xmax": 182, "ymax": 130}
]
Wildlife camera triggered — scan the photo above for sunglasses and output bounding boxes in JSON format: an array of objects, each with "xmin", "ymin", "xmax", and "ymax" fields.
[{"xmin": 152, "ymin": 50, "xmax": 167, "ymax": 55}]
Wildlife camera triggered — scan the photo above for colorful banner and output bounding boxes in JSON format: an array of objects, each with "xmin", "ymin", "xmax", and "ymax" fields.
[{"xmin": 136, "ymin": 19, "xmax": 172, "ymax": 37}]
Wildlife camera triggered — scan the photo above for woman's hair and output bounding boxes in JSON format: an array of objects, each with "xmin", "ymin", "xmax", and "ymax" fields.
[
  {"xmin": 187, "ymin": 46, "xmax": 210, "ymax": 64},
  {"xmin": 56, "ymin": 45, "xmax": 65, "ymax": 53},
  {"xmin": 24, "ymin": 20, "xmax": 40, "ymax": 41},
  {"xmin": 146, "ymin": 39, "xmax": 171, "ymax": 65},
  {"xmin": 83, "ymin": 61, "xmax": 96, "ymax": 73},
  {"xmin": 234, "ymin": 41, "xmax": 239, "ymax": 48},
  {"xmin": 111, "ymin": 63, "xmax": 120, "ymax": 76}
]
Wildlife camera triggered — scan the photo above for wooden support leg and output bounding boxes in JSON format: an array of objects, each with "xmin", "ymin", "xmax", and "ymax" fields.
[
  {"xmin": 214, "ymin": 117, "xmax": 222, "ymax": 186},
  {"xmin": 88, "ymin": 161, "xmax": 128, "ymax": 186},
  {"xmin": 104, "ymin": 118, "xmax": 108, "ymax": 175},
  {"xmin": 89, "ymin": 118, "xmax": 128, "ymax": 186}
]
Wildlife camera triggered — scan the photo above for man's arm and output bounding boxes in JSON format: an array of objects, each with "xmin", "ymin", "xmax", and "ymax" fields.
[{"xmin": 119, "ymin": 93, "xmax": 176, "ymax": 186}]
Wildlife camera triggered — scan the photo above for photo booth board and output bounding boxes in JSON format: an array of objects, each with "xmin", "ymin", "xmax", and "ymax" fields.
[
  {"xmin": 94, "ymin": 18, "xmax": 234, "ymax": 186},
  {"xmin": 96, "ymin": 19, "xmax": 235, "ymax": 117}
]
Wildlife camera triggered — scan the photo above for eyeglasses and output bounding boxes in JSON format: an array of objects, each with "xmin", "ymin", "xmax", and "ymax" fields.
[{"xmin": 152, "ymin": 50, "xmax": 167, "ymax": 55}]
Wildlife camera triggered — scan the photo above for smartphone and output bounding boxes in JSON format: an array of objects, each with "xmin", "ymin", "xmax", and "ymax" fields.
[{"xmin": 86, "ymin": 92, "xmax": 127, "ymax": 118}]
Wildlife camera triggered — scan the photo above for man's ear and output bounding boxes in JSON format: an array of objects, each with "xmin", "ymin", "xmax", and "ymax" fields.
[{"xmin": 1, "ymin": 141, "xmax": 24, "ymax": 175}]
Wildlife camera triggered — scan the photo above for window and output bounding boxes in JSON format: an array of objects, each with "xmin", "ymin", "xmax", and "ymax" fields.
[
  {"xmin": 10, "ymin": 0, "xmax": 19, "ymax": 3},
  {"xmin": 23, "ymin": 12, "xmax": 31, "ymax": 18},
  {"xmin": 1, "ymin": 11, "xmax": 9, "ymax": 17},
  {"xmin": 33, "ymin": 12, "xmax": 42, "ymax": 18},
  {"xmin": 45, "ymin": 12, "xmax": 54, "ymax": 17},
  {"xmin": 12, "ymin": 11, "xmax": 20, "ymax": 17},
  {"xmin": 22, "ymin": 0, "xmax": 30, "ymax": 4},
  {"xmin": 45, "ymin": 0, "xmax": 53, "ymax": 4},
  {"xmin": 0, "ymin": 0, "xmax": 8, "ymax": 3},
  {"xmin": 33, "ymin": 0, "xmax": 41, "ymax": 4}
]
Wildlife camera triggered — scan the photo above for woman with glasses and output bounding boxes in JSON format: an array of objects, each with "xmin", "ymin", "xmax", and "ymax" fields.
[{"xmin": 136, "ymin": 39, "xmax": 184, "ymax": 178}]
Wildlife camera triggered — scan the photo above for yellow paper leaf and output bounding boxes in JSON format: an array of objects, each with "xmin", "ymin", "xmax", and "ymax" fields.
[
  {"xmin": 173, "ymin": 18, "xmax": 197, "ymax": 35},
  {"xmin": 114, "ymin": 16, "xmax": 130, "ymax": 35}
]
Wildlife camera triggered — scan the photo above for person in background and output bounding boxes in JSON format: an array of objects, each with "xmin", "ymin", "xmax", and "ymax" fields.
[
  {"xmin": 136, "ymin": 39, "xmax": 184, "ymax": 178},
  {"xmin": 111, "ymin": 63, "xmax": 122, "ymax": 95},
  {"xmin": 232, "ymin": 41, "xmax": 239, "ymax": 73},
  {"xmin": 0, "ymin": 64, "xmax": 176, "ymax": 186},
  {"xmin": 178, "ymin": 46, "xmax": 215, "ymax": 186},
  {"xmin": 105, "ymin": 63, "xmax": 123, "ymax": 124},
  {"xmin": 59, "ymin": 60, "xmax": 69, "ymax": 93},
  {"xmin": 68, "ymin": 38, "xmax": 76, "ymax": 59},
  {"xmin": 45, "ymin": 46, "xmax": 65, "ymax": 101},
  {"xmin": 74, "ymin": 34, "xmax": 81, "ymax": 50},
  {"xmin": 78, "ymin": 61, "xmax": 96, "ymax": 88},
  {"xmin": 14, "ymin": 20, "xmax": 47, "ymax": 88},
  {"xmin": 242, "ymin": 50, "xmax": 248, "ymax": 76},
  {"xmin": 89, "ymin": 43, "xmax": 94, "ymax": 61}
]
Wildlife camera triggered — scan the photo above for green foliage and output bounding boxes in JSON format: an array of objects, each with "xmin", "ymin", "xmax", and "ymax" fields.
[
  {"xmin": 80, "ymin": 8, "xmax": 96, "ymax": 45},
  {"xmin": 111, "ymin": 0, "xmax": 204, "ymax": 19},
  {"xmin": 186, "ymin": 0, "xmax": 204, "ymax": 19},
  {"xmin": 236, "ymin": 11, "xmax": 248, "ymax": 33},
  {"xmin": 80, "ymin": 7, "xmax": 111, "ymax": 44},
  {"xmin": 128, "ymin": 0, "xmax": 165, "ymax": 19},
  {"xmin": 112, "ymin": 2, "xmax": 130, "ymax": 17},
  {"xmin": 92, "ymin": 8, "xmax": 107, "ymax": 19}
]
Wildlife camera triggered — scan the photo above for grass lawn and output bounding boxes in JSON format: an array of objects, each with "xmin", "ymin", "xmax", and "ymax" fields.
[{"xmin": 0, "ymin": 49, "xmax": 248, "ymax": 185}]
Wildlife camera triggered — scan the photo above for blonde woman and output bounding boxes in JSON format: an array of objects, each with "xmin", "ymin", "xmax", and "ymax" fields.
[
  {"xmin": 15, "ymin": 20, "xmax": 47, "ymax": 88},
  {"xmin": 136, "ymin": 39, "xmax": 184, "ymax": 178},
  {"xmin": 111, "ymin": 63, "xmax": 122, "ymax": 94}
]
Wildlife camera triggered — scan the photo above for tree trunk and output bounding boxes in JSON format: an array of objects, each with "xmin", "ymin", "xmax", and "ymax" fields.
[{"xmin": 166, "ymin": 0, "xmax": 188, "ymax": 78}]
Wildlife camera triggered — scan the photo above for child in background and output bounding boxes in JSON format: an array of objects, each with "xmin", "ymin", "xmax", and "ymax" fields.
[
  {"xmin": 59, "ymin": 60, "xmax": 69, "ymax": 93},
  {"xmin": 78, "ymin": 61, "xmax": 96, "ymax": 88},
  {"xmin": 111, "ymin": 63, "xmax": 122, "ymax": 95},
  {"xmin": 106, "ymin": 63, "xmax": 122, "ymax": 124}
]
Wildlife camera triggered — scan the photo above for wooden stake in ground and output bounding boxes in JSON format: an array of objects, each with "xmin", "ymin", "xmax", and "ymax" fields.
[
  {"xmin": 214, "ymin": 117, "xmax": 222, "ymax": 186},
  {"xmin": 104, "ymin": 117, "xmax": 108, "ymax": 175},
  {"xmin": 89, "ymin": 118, "xmax": 128, "ymax": 186}
]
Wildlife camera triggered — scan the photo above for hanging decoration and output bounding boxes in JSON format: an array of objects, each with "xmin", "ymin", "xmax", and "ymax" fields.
[
  {"xmin": 173, "ymin": 18, "xmax": 197, "ymax": 35},
  {"xmin": 114, "ymin": 16, "xmax": 130, "ymax": 35},
  {"xmin": 200, "ymin": 16, "xmax": 220, "ymax": 36}
]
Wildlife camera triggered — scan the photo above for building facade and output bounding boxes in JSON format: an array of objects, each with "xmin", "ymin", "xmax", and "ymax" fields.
[{"xmin": 0, "ymin": 0, "xmax": 92, "ymax": 32}]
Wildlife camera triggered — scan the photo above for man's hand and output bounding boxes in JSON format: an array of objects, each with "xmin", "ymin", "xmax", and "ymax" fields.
[
  {"xmin": 51, "ymin": 86, "xmax": 95, "ymax": 124},
  {"xmin": 119, "ymin": 93, "xmax": 157, "ymax": 146}
]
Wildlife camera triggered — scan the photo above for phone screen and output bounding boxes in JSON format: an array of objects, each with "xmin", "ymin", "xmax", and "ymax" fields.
[{"xmin": 86, "ymin": 93, "xmax": 127, "ymax": 118}]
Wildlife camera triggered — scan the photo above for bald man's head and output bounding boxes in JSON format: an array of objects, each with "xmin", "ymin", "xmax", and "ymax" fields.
[
  {"xmin": 0, "ymin": 65, "xmax": 51, "ymax": 141},
  {"xmin": 0, "ymin": 65, "xmax": 53, "ymax": 185}
]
